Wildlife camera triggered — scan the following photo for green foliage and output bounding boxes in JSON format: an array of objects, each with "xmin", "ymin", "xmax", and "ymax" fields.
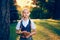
[
  {"xmin": 10, "ymin": 0, "xmax": 55, "ymax": 20},
  {"xmin": 10, "ymin": 0, "xmax": 19, "ymax": 23},
  {"xmin": 10, "ymin": 10, "xmax": 19, "ymax": 23},
  {"xmin": 30, "ymin": 0, "xmax": 55, "ymax": 19},
  {"xmin": 30, "ymin": 8, "xmax": 41, "ymax": 19}
]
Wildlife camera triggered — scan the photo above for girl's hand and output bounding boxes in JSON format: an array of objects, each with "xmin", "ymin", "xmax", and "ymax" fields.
[
  {"xmin": 25, "ymin": 33, "xmax": 32, "ymax": 38},
  {"xmin": 26, "ymin": 35, "xmax": 31, "ymax": 38},
  {"xmin": 22, "ymin": 31, "xmax": 27, "ymax": 33},
  {"xmin": 16, "ymin": 30, "xmax": 20, "ymax": 34}
]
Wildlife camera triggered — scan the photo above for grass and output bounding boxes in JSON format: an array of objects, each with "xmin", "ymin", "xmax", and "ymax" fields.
[
  {"xmin": 9, "ymin": 23, "xmax": 17, "ymax": 40},
  {"xmin": 10, "ymin": 19, "xmax": 60, "ymax": 40}
]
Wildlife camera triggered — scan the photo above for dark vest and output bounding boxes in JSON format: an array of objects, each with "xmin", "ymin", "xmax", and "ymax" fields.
[{"xmin": 20, "ymin": 19, "xmax": 31, "ymax": 37}]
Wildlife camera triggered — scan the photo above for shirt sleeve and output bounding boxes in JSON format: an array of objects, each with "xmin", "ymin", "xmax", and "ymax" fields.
[
  {"xmin": 16, "ymin": 20, "xmax": 21, "ymax": 30},
  {"xmin": 31, "ymin": 20, "xmax": 36, "ymax": 30}
]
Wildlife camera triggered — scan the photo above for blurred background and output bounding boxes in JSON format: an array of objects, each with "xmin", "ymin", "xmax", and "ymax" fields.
[
  {"xmin": 0, "ymin": 0, "xmax": 60, "ymax": 40},
  {"xmin": 9, "ymin": 0, "xmax": 60, "ymax": 40}
]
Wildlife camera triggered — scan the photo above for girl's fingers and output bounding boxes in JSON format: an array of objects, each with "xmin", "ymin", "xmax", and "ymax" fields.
[
  {"xmin": 22, "ymin": 31, "xmax": 27, "ymax": 33},
  {"xmin": 26, "ymin": 35, "xmax": 30, "ymax": 38}
]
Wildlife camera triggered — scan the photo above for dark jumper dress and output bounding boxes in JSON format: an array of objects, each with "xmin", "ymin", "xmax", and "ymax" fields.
[{"xmin": 20, "ymin": 20, "xmax": 33, "ymax": 40}]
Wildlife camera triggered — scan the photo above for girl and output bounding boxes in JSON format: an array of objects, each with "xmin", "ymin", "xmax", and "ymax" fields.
[{"xmin": 16, "ymin": 8, "xmax": 36, "ymax": 40}]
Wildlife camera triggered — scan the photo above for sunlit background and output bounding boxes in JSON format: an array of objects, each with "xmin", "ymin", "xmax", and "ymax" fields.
[
  {"xmin": 0, "ymin": 0, "xmax": 60, "ymax": 40},
  {"xmin": 9, "ymin": 0, "xmax": 60, "ymax": 40},
  {"xmin": 15, "ymin": 0, "xmax": 36, "ymax": 11}
]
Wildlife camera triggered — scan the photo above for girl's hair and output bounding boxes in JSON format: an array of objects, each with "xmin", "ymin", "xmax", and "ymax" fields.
[
  {"xmin": 21, "ymin": 8, "xmax": 31, "ymax": 18},
  {"xmin": 21, "ymin": 8, "xmax": 30, "ymax": 14}
]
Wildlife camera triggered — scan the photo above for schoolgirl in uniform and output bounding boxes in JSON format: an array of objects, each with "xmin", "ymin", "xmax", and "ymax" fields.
[{"xmin": 16, "ymin": 8, "xmax": 36, "ymax": 40}]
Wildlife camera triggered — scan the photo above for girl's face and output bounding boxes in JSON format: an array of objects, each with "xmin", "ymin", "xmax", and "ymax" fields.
[{"xmin": 22, "ymin": 9, "xmax": 30, "ymax": 18}]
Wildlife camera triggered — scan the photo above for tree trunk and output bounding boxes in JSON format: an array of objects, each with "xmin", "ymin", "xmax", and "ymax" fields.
[
  {"xmin": 0, "ymin": 0, "xmax": 10, "ymax": 40},
  {"xmin": 54, "ymin": 0, "xmax": 60, "ymax": 19}
]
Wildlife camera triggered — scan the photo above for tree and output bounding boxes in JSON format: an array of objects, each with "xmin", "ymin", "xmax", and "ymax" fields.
[
  {"xmin": 53, "ymin": 0, "xmax": 60, "ymax": 19},
  {"xmin": 0, "ymin": 0, "xmax": 10, "ymax": 40},
  {"xmin": 10, "ymin": 0, "xmax": 19, "ymax": 23},
  {"xmin": 35, "ymin": 0, "xmax": 55, "ymax": 19}
]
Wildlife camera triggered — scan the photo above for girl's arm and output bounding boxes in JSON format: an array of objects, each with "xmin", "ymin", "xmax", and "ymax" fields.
[
  {"xmin": 16, "ymin": 20, "xmax": 23, "ymax": 34},
  {"xmin": 30, "ymin": 29, "xmax": 36, "ymax": 36},
  {"xmin": 26, "ymin": 29, "xmax": 36, "ymax": 38},
  {"xmin": 16, "ymin": 30, "xmax": 28, "ymax": 35},
  {"xmin": 30, "ymin": 20, "xmax": 36, "ymax": 36},
  {"xmin": 16, "ymin": 30, "xmax": 23, "ymax": 34}
]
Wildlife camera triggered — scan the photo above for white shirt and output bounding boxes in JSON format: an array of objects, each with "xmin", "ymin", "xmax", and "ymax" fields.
[{"xmin": 16, "ymin": 19, "xmax": 36, "ymax": 30}]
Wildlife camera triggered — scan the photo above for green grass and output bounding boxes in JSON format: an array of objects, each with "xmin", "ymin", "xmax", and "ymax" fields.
[
  {"xmin": 9, "ymin": 23, "xmax": 17, "ymax": 40},
  {"xmin": 40, "ymin": 22, "xmax": 60, "ymax": 36},
  {"xmin": 10, "ymin": 19, "xmax": 60, "ymax": 40}
]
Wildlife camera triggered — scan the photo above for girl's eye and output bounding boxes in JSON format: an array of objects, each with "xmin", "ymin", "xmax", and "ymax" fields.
[{"xmin": 26, "ymin": 12, "xmax": 29, "ymax": 13}]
